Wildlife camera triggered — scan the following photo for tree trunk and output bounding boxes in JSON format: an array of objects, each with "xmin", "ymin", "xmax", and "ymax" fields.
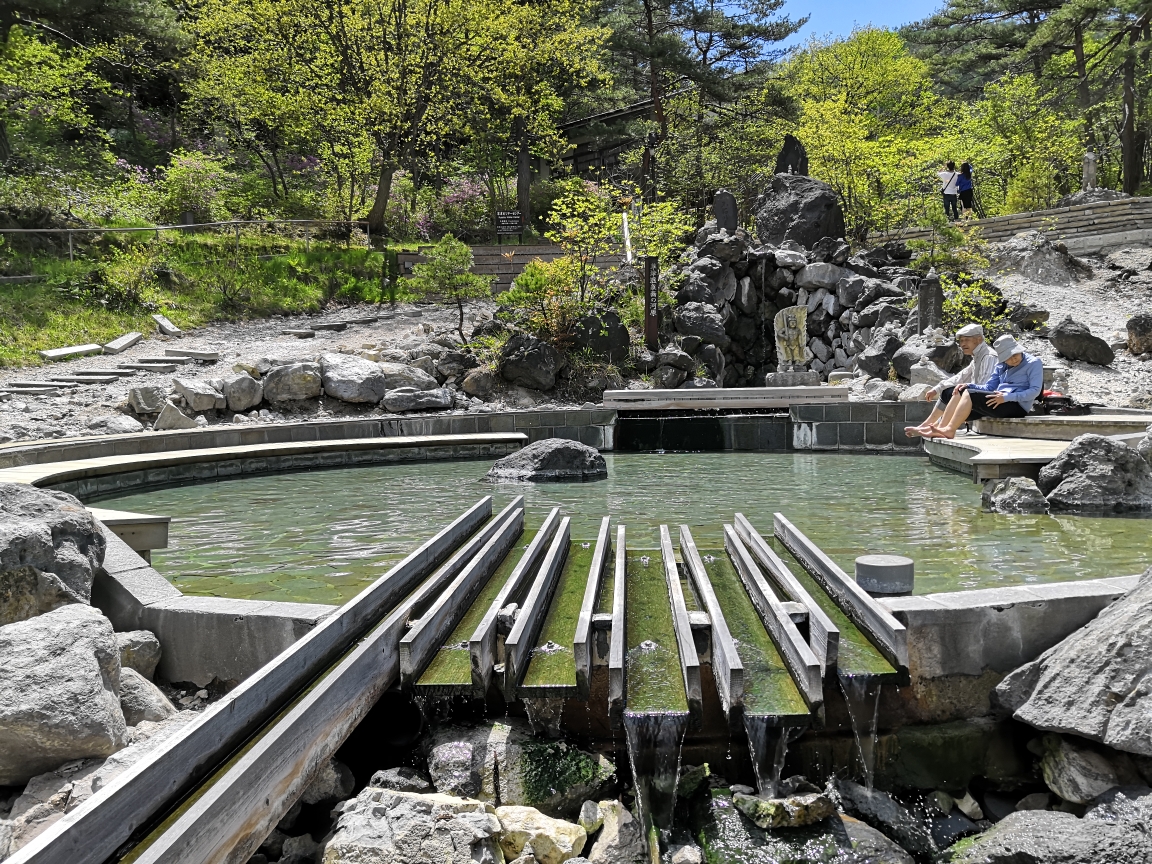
[
  {"xmin": 643, "ymin": 0, "xmax": 666, "ymax": 140},
  {"xmin": 1122, "ymin": 27, "xmax": 1140, "ymax": 195},
  {"xmin": 367, "ymin": 162, "xmax": 398, "ymax": 235},
  {"xmin": 0, "ymin": 119, "xmax": 10, "ymax": 163},
  {"xmin": 1074, "ymin": 22, "xmax": 1095, "ymax": 150},
  {"xmin": 517, "ymin": 140, "xmax": 531, "ymax": 231}
]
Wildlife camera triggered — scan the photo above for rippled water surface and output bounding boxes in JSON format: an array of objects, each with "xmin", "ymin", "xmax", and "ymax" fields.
[{"xmin": 97, "ymin": 453, "xmax": 1152, "ymax": 603}]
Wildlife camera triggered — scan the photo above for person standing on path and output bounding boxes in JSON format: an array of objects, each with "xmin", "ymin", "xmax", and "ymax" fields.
[
  {"xmin": 938, "ymin": 161, "xmax": 960, "ymax": 221},
  {"xmin": 957, "ymin": 163, "xmax": 975, "ymax": 218}
]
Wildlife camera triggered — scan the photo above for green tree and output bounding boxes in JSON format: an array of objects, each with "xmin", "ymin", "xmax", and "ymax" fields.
[{"xmin": 408, "ymin": 236, "xmax": 493, "ymax": 342}]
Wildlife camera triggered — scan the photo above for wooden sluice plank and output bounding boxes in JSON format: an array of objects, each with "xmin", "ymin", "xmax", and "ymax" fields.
[
  {"xmin": 573, "ymin": 517, "xmax": 612, "ymax": 699},
  {"xmin": 660, "ymin": 525, "xmax": 703, "ymax": 727}
]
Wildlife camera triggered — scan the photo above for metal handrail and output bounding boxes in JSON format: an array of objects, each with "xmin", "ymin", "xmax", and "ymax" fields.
[{"xmin": 0, "ymin": 218, "xmax": 367, "ymax": 234}]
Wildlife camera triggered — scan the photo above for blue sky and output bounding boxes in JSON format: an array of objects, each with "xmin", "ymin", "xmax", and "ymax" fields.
[{"xmin": 781, "ymin": 0, "xmax": 943, "ymax": 44}]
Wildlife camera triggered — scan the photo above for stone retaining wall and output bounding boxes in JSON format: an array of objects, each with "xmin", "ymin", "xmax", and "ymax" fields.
[{"xmin": 790, "ymin": 401, "xmax": 934, "ymax": 451}]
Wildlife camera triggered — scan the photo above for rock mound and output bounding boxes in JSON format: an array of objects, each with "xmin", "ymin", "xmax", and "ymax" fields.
[
  {"xmin": 501, "ymin": 333, "xmax": 567, "ymax": 391},
  {"xmin": 947, "ymin": 806, "xmax": 1152, "ymax": 864},
  {"xmin": 1055, "ymin": 188, "xmax": 1130, "ymax": 208},
  {"xmin": 319, "ymin": 353, "xmax": 390, "ymax": 403},
  {"xmin": 1037, "ymin": 434, "xmax": 1152, "ymax": 511},
  {"xmin": 1, "ymin": 484, "xmax": 106, "ymax": 626},
  {"xmin": 1049, "ymin": 317, "xmax": 1115, "ymax": 366},
  {"xmin": 988, "ymin": 230, "xmax": 1093, "ymax": 285},
  {"xmin": 487, "ymin": 439, "xmax": 607, "ymax": 483},
  {"xmin": 995, "ymin": 567, "xmax": 1152, "ymax": 756},
  {"xmin": 0, "ymin": 604, "xmax": 127, "ymax": 785},
  {"xmin": 753, "ymin": 174, "xmax": 846, "ymax": 248}
]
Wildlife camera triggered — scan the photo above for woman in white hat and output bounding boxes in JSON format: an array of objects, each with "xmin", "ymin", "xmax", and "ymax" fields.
[{"xmin": 923, "ymin": 334, "xmax": 1044, "ymax": 439}]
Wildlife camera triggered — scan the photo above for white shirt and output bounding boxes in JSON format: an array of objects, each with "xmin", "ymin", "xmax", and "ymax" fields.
[
  {"xmin": 940, "ymin": 341, "xmax": 998, "ymax": 390},
  {"xmin": 938, "ymin": 171, "xmax": 959, "ymax": 195}
]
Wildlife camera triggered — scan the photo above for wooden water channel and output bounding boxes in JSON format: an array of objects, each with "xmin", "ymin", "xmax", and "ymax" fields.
[{"xmin": 13, "ymin": 500, "xmax": 908, "ymax": 864}]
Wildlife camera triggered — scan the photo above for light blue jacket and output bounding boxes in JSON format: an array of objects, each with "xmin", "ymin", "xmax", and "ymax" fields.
[{"xmin": 978, "ymin": 352, "xmax": 1044, "ymax": 412}]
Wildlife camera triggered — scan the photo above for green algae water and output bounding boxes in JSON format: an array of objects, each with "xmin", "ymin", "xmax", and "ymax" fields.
[
  {"xmin": 415, "ymin": 530, "xmax": 537, "ymax": 693},
  {"xmin": 625, "ymin": 552, "xmax": 688, "ymax": 714},
  {"xmin": 700, "ymin": 553, "xmax": 808, "ymax": 720},
  {"xmin": 520, "ymin": 542, "xmax": 594, "ymax": 694},
  {"xmin": 95, "ymin": 452, "xmax": 1152, "ymax": 604}
]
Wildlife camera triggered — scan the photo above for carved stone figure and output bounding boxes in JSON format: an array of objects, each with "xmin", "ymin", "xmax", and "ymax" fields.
[
  {"xmin": 1082, "ymin": 150, "xmax": 1098, "ymax": 192},
  {"xmin": 713, "ymin": 189, "xmax": 738, "ymax": 235},
  {"xmin": 774, "ymin": 306, "xmax": 809, "ymax": 370}
]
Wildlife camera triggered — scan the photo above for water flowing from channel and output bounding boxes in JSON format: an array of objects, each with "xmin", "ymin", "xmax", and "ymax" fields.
[
  {"xmin": 623, "ymin": 710, "xmax": 688, "ymax": 862},
  {"xmin": 838, "ymin": 672, "xmax": 883, "ymax": 788},
  {"xmin": 743, "ymin": 716, "xmax": 805, "ymax": 798}
]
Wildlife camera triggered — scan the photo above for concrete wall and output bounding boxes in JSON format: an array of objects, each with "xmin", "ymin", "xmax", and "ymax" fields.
[
  {"xmin": 92, "ymin": 527, "xmax": 336, "ymax": 687},
  {"xmin": 874, "ymin": 576, "xmax": 1139, "ymax": 725},
  {"xmin": 790, "ymin": 402, "xmax": 933, "ymax": 452}
]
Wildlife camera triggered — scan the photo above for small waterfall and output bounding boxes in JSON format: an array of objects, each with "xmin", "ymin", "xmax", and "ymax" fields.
[
  {"xmin": 838, "ymin": 673, "xmax": 883, "ymax": 788},
  {"xmin": 623, "ymin": 710, "xmax": 688, "ymax": 861},
  {"xmin": 744, "ymin": 717, "xmax": 803, "ymax": 798}
]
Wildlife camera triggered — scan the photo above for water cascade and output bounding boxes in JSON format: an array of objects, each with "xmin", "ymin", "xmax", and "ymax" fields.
[{"xmin": 838, "ymin": 672, "xmax": 884, "ymax": 788}]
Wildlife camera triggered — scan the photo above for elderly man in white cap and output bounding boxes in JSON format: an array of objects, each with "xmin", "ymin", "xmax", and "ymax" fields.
[
  {"xmin": 906, "ymin": 323, "xmax": 998, "ymax": 438},
  {"xmin": 923, "ymin": 334, "xmax": 1044, "ymax": 439}
]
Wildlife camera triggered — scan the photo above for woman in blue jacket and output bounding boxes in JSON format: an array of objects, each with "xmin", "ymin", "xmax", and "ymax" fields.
[
  {"xmin": 925, "ymin": 334, "xmax": 1044, "ymax": 439},
  {"xmin": 957, "ymin": 163, "xmax": 975, "ymax": 218}
]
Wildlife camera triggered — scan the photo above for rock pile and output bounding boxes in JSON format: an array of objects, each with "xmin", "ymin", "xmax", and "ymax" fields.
[{"xmin": 661, "ymin": 176, "xmax": 965, "ymax": 387}]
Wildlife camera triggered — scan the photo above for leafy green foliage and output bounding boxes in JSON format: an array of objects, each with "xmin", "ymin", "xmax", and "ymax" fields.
[{"xmin": 407, "ymin": 236, "xmax": 493, "ymax": 341}]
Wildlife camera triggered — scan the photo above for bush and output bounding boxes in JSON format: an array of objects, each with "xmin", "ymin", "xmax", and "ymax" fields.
[
  {"xmin": 153, "ymin": 150, "xmax": 232, "ymax": 224},
  {"xmin": 407, "ymin": 236, "xmax": 493, "ymax": 340}
]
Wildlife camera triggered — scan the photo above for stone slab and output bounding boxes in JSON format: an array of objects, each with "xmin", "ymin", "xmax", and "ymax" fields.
[
  {"xmin": 309, "ymin": 322, "xmax": 348, "ymax": 331},
  {"xmin": 118, "ymin": 363, "xmax": 178, "ymax": 373},
  {"xmin": 139, "ymin": 355, "xmax": 193, "ymax": 365},
  {"xmin": 49, "ymin": 375, "xmax": 121, "ymax": 384},
  {"xmin": 164, "ymin": 349, "xmax": 220, "ymax": 361},
  {"xmin": 282, "ymin": 330, "xmax": 316, "ymax": 338},
  {"xmin": 152, "ymin": 314, "xmax": 181, "ymax": 336},
  {"xmin": 103, "ymin": 332, "xmax": 143, "ymax": 354},
  {"xmin": 38, "ymin": 344, "xmax": 103, "ymax": 361}
]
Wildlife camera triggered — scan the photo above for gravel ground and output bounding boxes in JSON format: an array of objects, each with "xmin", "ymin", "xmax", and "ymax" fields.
[
  {"xmin": 0, "ymin": 301, "xmax": 602, "ymax": 443},
  {"xmin": 996, "ymin": 247, "xmax": 1152, "ymax": 408}
]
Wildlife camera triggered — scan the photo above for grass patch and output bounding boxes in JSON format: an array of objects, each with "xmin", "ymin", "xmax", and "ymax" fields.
[{"xmin": 0, "ymin": 230, "xmax": 420, "ymax": 367}]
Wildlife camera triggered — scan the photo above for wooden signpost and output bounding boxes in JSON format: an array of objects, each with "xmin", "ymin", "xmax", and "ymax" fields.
[{"xmin": 643, "ymin": 255, "xmax": 659, "ymax": 350}]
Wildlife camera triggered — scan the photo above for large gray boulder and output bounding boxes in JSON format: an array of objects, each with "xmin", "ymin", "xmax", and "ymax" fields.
[
  {"xmin": 379, "ymin": 362, "xmax": 439, "ymax": 391},
  {"xmin": 262, "ymin": 362, "xmax": 322, "ymax": 401},
  {"xmin": 320, "ymin": 353, "xmax": 389, "ymax": 403},
  {"xmin": 128, "ymin": 386, "xmax": 166, "ymax": 414},
  {"xmin": 995, "ymin": 567, "xmax": 1152, "ymax": 756},
  {"xmin": 423, "ymin": 721, "xmax": 615, "ymax": 819},
  {"xmin": 586, "ymin": 799, "xmax": 645, "ymax": 863},
  {"xmin": 672, "ymin": 302, "xmax": 729, "ymax": 349},
  {"xmin": 1, "ymin": 715, "xmax": 188, "ymax": 858},
  {"xmin": 382, "ymin": 387, "xmax": 453, "ymax": 412},
  {"xmin": 571, "ymin": 309, "xmax": 630, "ymax": 363},
  {"xmin": 981, "ymin": 477, "xmax": 1049, "ymax": 514},
  {"xmin": 1049, "ymin": 317, "xmax": 1116, "ymax": 365},
  {"xmin": 856, "ymin": 331, "xmax": 904, "ymax": 380},
  {"xmin": 173, "ymin": 378, "xmax": 224, "ymax": 412},
  {"xmin": 1037, "ymin": 434, "xmax": 1152, "ymax": 511},
  {"xmin": 753, "ymin": 174, "xmax": 846, "ymax": 248},
  {"xmin": 487, "ymin": 439, "xmax": 607, "ymax": 484},
  {"xmin": 0, "ymin": 484, "xmax": 106, "ymax": 626},
  {"xmin": 0, "ymin": 604, "xmax": 127, "ymax": 785},
  {"xmin": 323, "ymin": 788, "xmax": 503, "ymax": 864},
  {"xmin": 152, "ymin": 402, "xmax": 197, "ymax": 431},
  {"xmin": 220, "ymin": 372, "xmax": 263, "ymax": 413},
  {"xmin": 947, "ymin": 806, "xmax": 1152, "ymax": 864},
  {"xmin": 501, "ymin": 334, "xmax": 567, "ymax": 391}
]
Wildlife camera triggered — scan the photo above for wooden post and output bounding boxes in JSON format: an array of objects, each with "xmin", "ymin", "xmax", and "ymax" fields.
[
  {"xmin": 643, "ymin": 255, "xmax": 659, "ymax": 350},
  {"xmin": 68, "ymin": 231, "xmax": 73, "ymax": 263}
]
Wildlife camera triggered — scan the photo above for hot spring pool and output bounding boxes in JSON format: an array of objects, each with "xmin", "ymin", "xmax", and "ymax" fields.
[{"xmin": 94, "ymin": 452, "xmax": 1152, "ymax": 604}]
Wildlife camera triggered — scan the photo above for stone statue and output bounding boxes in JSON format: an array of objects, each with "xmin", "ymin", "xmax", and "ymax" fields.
[
  {"xmin": 1082, "ymin": 150, "xmax": 1098, "ymax": 192},
  {"xmin": 774, "ymin": 306, "xmax": 809, "ymax": 370},
  {"xmin": 774, "ymin": 134, "xmax": 809, "ymax": 176},
  {"xmin": 713, "ymin": 189, "xmax": 738, "ymax": 235}
]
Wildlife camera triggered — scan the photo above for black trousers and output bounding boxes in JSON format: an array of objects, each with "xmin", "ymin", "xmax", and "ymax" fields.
[{"xmin": 940, "ymin": 386, "xmax": 1027, "ymax": 418}]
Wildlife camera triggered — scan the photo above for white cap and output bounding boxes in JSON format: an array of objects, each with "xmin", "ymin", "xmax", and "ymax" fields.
[
  {"xmin": 956, "ymin": 323, "xmax": 984, "ymax": 337},
  {"xmin": 993, "ymin": 334, "xmax": 1023, "ymax": 362}
]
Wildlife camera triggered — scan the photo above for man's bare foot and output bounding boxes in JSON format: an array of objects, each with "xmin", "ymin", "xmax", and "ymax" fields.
[
  {"xmin": 925, "ymin": 426, "xmax": 956, "ymax": 440},
  {"xmin": 904, "ymin": 425, "xmax": 931, "ymax": 438}
]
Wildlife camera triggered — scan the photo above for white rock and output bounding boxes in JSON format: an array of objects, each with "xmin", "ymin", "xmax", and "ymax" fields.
[
  {"xmin": 496, "ymin": 805, "xmax": 586, "ymax": 864},
  {"xmin": 301, "ymin": 757, "xmax": 355, "ymax": 805},
  {"xmin": 173, "ymin": 378, "xmax": 224, "ymax": 412},
  {"xmin": 323, "ymin": 788, "xmax": 502, "ymax": 864},
  {"xmin": 1041, "ymin": 736, "xmax": 1118, "ymax": 804},
  {"xmin": 128, "ymin": 386, "xmax": 167, "ymax": 414},
  {"xmin": 153, "ymin": 402, "xmax": 197, "ymax": 431},
  {"xmin": 320, "ymin": 353, "xmax": 389, "ymax": 403},
  {"xmin": 899, "ymin": 383, "xmax": 932, "ymax": 402},
  {"xmin": 577, "ymin": 800, "xmax": 602, "ymax": 834},
  {"xmin": 0, "ymin": 605, "xmax": 127, "ymax": 785},
  {"xmin": 909, "ymin": 358, "xmax": 948, "ymax": 387}
]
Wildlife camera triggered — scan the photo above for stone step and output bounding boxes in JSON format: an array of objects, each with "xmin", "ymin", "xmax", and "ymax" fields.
[
  {"xmin": 69, "ymin": 368, "xmax": 139, "ymax": 377},
  {"xmin": 309, "ymin": 322, "xmax": 348, "ymax": 332},
  {"xmin": 48, "ymin": 375, "xmax": 121, "ymax": 384},
  {"xmin": 103, "ymin": 332, "xmax": 143, "ymax": 354},
  {"xmin": 282, "ymin": 330, "xmax": 317, "ymax": 338},
  {"xmin": 973, "ymin": 413, "xmax": 1152, "ymax": 441},
  {"xmin": 118, "ymin": 362, "xmax": 179, "ymax": 372},
  {"xmin": 37, "ymin": 344, "xmax": 103, "ymax": 361},
  {"xmin": 140, "ymin": 355, "xmax": 193, "ymax": 365},
  {"xmin": 165, "ymin": 348, "xmax": 222, "ymax": 361}
]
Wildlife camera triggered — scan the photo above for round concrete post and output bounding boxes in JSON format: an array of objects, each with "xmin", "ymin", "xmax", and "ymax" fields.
[{"xmin": 855, "ymin": 554, "xmax": 914, "ymax": 595}]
